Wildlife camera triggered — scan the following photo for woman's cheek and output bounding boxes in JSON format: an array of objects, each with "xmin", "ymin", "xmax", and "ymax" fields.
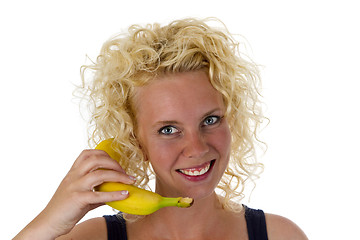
[
  {"xmin": 211, "ymin": 123, "xmax": 231, "ymax": 155},
  {"xmin": 147, "ymin": 139, "xmax": 180, "ymax": 168}
]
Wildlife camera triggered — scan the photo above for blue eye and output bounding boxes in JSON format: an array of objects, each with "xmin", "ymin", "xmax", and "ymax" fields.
[
  {"xmin": 203, "ymin": 116, "xmax": 220, "ymax": 126},
  {"xmin": 158, "ymin": 126, "xmax": 179, "ymax": 135}
]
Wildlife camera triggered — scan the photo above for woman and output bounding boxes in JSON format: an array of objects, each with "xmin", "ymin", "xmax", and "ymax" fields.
[{"xmin": 14, "ymin": 18, "xmax": 307, "ymax": 239}]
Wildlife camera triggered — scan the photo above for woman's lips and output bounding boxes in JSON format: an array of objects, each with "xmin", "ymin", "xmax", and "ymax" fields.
[{"xmin": 176, "ymin": 160, "xmax": 215, "ymax": 179}]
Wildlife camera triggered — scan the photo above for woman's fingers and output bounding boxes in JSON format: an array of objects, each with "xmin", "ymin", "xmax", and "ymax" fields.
[
  {"xmin": 72, "ymin": 149, "xmax": 126, "ymax": 176},
  {"xmin": 84, "ymin": 189, "xmax": 130, "ymax": 206},
  {"xmin": 78, "ymin": 169, "xmax": 136, "ymax": 191},
  {"xmin": 65, "ymin": 149, "xmax": 135, "ymax": 208}
]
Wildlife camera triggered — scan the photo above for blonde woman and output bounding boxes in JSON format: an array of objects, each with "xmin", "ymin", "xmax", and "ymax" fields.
[{"xmin": 14, "ymin": 18, "xmax": 307, "ymax": 240}]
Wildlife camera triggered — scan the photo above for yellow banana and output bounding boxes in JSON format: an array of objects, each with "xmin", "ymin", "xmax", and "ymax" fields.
[
  {"xmin": 94, "ymin": 139, "xmax": 194, "ymax": 215},
  {"xmin": 96, "ymin": 182, "xmax": 194, "ymax": 215}
]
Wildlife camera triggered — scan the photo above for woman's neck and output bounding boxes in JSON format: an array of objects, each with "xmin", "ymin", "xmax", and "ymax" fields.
[{"xmin": 127, "ymin": 192, "xmax": 243, "ymax": 240}]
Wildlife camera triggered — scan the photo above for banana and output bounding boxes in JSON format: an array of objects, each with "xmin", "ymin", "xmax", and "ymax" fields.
[
  {"xmin": 96, "ymin": 182, "xmax": 194, "ymax": 215},
  {"xmin": 94, "ymin": 139, "xmax": 194, "ymax": 215}
]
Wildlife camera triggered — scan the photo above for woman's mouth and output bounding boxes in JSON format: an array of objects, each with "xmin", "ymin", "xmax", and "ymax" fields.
[{"xmin": 176, "ymin": 160, "xmax": 215, "ymax": 180}]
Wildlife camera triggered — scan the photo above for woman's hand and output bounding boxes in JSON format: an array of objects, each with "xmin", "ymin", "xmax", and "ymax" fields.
[{"xmin": 13, "ymin": 149, "xmax": 135, "ymax": 240}]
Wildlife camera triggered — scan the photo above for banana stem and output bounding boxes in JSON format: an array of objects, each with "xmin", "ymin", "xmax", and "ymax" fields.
[
  {"xmin": 160, "ymin": 197, "xmax": 194, "ymax": 209},
  {"xmin": 159, "ymin": 197, "xmax": 182, "ymax": 208}
]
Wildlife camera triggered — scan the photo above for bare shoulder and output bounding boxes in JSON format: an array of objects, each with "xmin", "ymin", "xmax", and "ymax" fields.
[
  {"xmin": 56, "ymin": 217, "xmax": 107, "ymax": 240},
  {"xmin": 265, "ymin": 213, "xmax": 308, "ymax": 240}
]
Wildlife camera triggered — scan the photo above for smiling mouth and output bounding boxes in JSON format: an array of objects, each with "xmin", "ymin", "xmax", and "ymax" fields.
[{"xmin": 177, "ymin": 160, "xmax": 215, "ymax": 177}]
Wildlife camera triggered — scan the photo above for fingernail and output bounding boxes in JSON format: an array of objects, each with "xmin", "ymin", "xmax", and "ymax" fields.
[
  {"xmin": 121, "ymin": 190, "xmax": 129, "ymax": 195},
  {"xmin": 129, "ymin": 175, "xmax": 136, "ymax": 181}
]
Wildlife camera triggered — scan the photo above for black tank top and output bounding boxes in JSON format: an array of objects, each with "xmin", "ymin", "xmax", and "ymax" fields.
[{"xmin": 104, "ymin": 205, "xmax": 268, "ymax": 240}]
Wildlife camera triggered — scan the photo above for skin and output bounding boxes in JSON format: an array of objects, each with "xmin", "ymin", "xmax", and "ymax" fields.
[
  {"xmin": 135, "ymin": 70, "xmax": 231, "ymax": 200},
  {"xmin": 13, "ymin": 71, "xmax": 307, "ymax": 240}
]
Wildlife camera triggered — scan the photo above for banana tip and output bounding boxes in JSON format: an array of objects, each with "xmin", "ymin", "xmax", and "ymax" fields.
[{"xmin": 177, "ymin": 197, "xmax": 194, "ymax": 208}]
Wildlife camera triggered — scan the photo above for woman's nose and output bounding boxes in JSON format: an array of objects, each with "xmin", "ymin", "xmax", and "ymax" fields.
[{"xmin": 182, "ymin": 132, "xmax": 209, "ymax": 159}]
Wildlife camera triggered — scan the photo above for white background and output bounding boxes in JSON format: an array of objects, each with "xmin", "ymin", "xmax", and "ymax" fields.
[{"xmin": 1, "ymin": 1, "xmax": 359, "ymax": 239}]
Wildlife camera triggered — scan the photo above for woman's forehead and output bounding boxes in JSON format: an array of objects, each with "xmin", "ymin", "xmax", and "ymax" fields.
[{"xmin": 134, "ymin": 71, "xmax": 224, "ymax": 121}]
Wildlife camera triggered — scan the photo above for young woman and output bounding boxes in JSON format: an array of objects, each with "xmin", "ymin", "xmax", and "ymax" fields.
[{"xmin": 14, "ymin": 18, "xmax": 307, "ymax": 240}]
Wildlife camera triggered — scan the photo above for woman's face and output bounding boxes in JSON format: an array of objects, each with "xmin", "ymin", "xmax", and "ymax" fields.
[{"xmin": 135, "ymin": 71, "xmax": 231, "ymax": 200}]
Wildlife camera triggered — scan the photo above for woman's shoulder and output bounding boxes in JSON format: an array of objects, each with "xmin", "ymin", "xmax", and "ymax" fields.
[
  {"xmin": 56, "ymin": 217, "xmax": 108, "ymax": 240},
  {"xmin": 265, "ymin": 213, "xmax": 308, "ymax": 240}
]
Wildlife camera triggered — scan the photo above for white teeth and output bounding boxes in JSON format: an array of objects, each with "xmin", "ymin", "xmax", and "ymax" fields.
[{"xmin": 179, "ymin": 162, "xmax": 211, "ymax": 176}]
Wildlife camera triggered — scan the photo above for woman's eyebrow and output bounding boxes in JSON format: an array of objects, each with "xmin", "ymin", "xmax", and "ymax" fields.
[
  {"xmin": 201, "ymin": 108, "xmax": 222, "ymax": 119},
  {"xmin": 154, "ymin": 120, "xmax": 179, "ymax": 127},
  {"xmin": 152, "ymin": 108, "xmax": 222, "ymax": 127}
]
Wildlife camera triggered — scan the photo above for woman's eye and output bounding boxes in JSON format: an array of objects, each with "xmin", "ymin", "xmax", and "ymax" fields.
[
  {"xmin": 203, "ymin": 116, "xmax": 220, "ymax": 126},
  {"xmin": 158, "ymin": 126, "xmax": 179, "ymax": 135}
]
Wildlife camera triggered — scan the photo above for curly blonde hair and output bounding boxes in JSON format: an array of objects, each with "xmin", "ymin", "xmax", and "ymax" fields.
[{"xmin": 80, "ymin": 18, "xmax": 265, "ymax": 212}]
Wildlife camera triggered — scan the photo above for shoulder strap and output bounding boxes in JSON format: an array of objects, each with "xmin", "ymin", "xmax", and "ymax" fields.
[
  {"xmin": 104, "ymin": 207, "xmax": 267, "ymax": 240},
  {"xmin": 103, "ymin": 213, "xmax": 128, "ymax": 240},
  {"xmin": 244, "ymin": 205, "xmax": 269, "ymax": 240}
]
